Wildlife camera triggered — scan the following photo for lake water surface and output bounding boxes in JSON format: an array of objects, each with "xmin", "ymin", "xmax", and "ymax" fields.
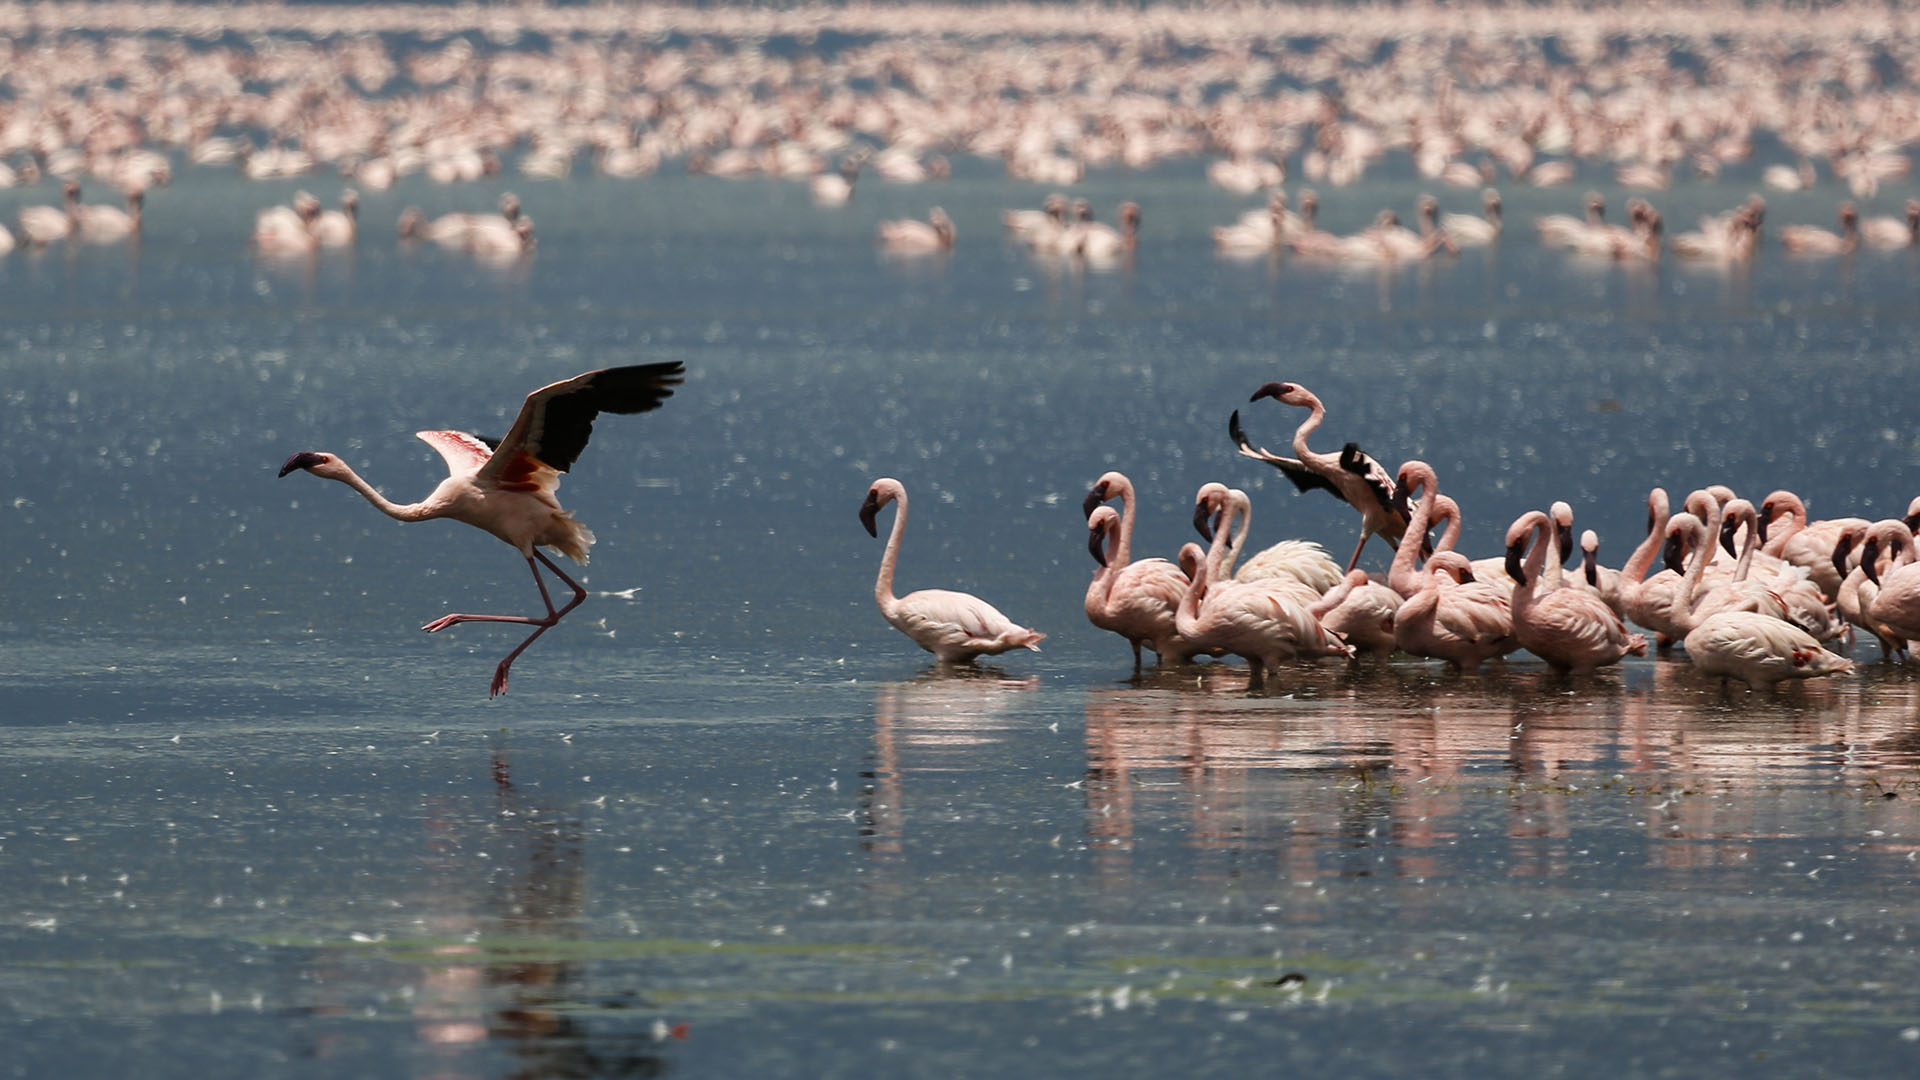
[{"xmin": 5, "ymin": 157, "xmax": 1920, "ymax": 1076}]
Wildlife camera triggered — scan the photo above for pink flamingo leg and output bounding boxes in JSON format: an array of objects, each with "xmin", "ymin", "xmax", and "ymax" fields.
[
  {"xmin": 419, "ymin": 550, "xmax": 588, "ymax": 697},
  {"xmin": 1343, "ymin": 528, "xmax": 1373, "ymax": 573}
]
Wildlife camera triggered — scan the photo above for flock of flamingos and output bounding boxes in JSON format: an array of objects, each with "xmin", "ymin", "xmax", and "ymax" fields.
[
  {"xmin": 277, "ymin": 361, "xmax": 1913, "ymax": 697},
  {"xmin": 879, "ymin": 377, "xmax": 1917, "ymax": 693}
]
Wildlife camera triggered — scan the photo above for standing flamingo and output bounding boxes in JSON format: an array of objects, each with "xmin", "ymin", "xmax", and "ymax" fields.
[
  {"xmin": 860, "ymin": 478, "xmax": 1043, "ymax": 662},
  {"xmin": 1082, "ymin": 472, "xmax": 1195, "ymax": 667},
  {"xmin": 1229, "ymin": 381, "xmax": 1408, "ymax": 571},
  {"xmin": 1833, "ymin": 522, "xmax": 1910, "ymax": 660},
  {"xmin": 277, "ymin": 362, "xmax": 686, "ymax": 697},
  {"xmin": 1505, "ymin": 510, "xmax": 1646, "ymax": 673},
  {"xmin": 1177, "ymin": 485, "xmax": 1352, "ymax": 690},
  {"xmin": 1858, "ymin": 522, "xmax": 1920, "ymax": 645},
  {"xmin": 1758, "ymin": 489, "xmax": 1867, "ymax": 599}
]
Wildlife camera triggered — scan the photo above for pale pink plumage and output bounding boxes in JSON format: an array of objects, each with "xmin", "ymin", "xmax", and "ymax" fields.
[
  {"xmin": 1506, "ymin": 509, "xmax": 1646, "ymax": 673},
  {"xmin": 1310, "ymin": 568, "xmax": 1401, "ymax": 656},
  {"xmin": 1392, "ymin": 551, "xmax": 1515, "ymax": 669},
  {"xmin": 278, "ymin": 362, "xmax": 685, "ymax": 696},
  {"xmin": 861, "ymin": 477, "xmax": 1043, "ymax": 663},
  {"xmin": 1083, "ymin": 472, "xmax": 1197, "ymax": 667}
]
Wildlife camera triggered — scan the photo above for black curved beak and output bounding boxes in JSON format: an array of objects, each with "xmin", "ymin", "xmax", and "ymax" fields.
[
  {"xmin": 1505, "ymin": 540, "xmax": 1527, "ymax": 587},
  {"xmin": 1557, "ymin": 521, "xmax": 1577, "ymax": 567},
  {"xmin": 1192, "ymin": 500, "xmax": 1215, "ymax": 543},
  {"xmin": 1248, "ymin": 381, "xmax": 1285, "ymax": 403},
  {"xmin": 1584, "ymin": 547, "xmax": 1599, "ymax": 587},
  {"xmin": 278, "ymin": 451, "xmax": 325, "ymax": 477},
  {"xmin": 1082, "ymin": 482, "xmax": 1109, "ymax": 520},
  {"xmin": 1088, "ymin": 521, "xmax": 1110, "ymax": 567},
  {"xmin": 1757, "ymin": 502, "xmax": 1774, "ymax": 544},
  {"xmin": 1861, "ymin": 538, "xmax": 1882, "ymax": 585},
  {"xmin": 1832, "ymin": 534, "xmax": 1856, "ymax": 580},
  {"xmin": 858, "ymin": 491, "xmax": 881, "ymax": 538},
  {"xmin": 1663, "ymin": 532, "xmax": 1688, "ymax": 575},
  {"xmin": 1458, "ymin": 566, "xmax": 1477, "ymax": 584},
  {"xmin": 1719, "ymin": 514, "xmax": 1741, "ymax": 557},
  {"xmin": 1905, "ymin": 509, "xmax": 1920, "ymax": 533}
]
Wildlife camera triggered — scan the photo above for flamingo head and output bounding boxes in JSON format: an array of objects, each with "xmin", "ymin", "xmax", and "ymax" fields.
[
  {"xmin": 1831, "ymin": 527, "xmax": 1861, "ymax": 581},
  {"xmin": 1082, "ymin": 472, "xmax": 1124, "ymax": 519},
  {"xmin": 1904, "ymin": 495, "xmax": 1920, "ymax": 534},
  {"xmin": 858, "ymin": 484, "xmax": 892, "ymax": 538},
  {"xmin": 1551, "ymin": 501, "xmax": 1576, "ymax": 567},
  {"xmin": 1661, "ymin": 514, "xmax": 1701, "ymax": 575},
  {"xmin": 1190, "ymin": 482, "xmax": 1230, "ymax": 542},
  {"xmin": 1581, "ymin": 529, "xmax": 1601, "ymax": 586},
  {"xmin": 278, "ymin": 450, "xmax": 342, "ymax": 480},
  {"xmin": 397, "ymin": 206, "xmax": 424, "ymax": 237},
  {"xmin": 500, "ymin": 192, "xmax": 522, "ymax": 220},
  {"xmin": 1248, "ymin": 380, "xmax": 1312, "ymax": 408},
  {"xmin": 1087, "ymin": 506, "xmax": 1119, "ymax": 567},
  {"xmin": 1839, "ymin": 202, "xmax": 1858, "ymax": 225}
]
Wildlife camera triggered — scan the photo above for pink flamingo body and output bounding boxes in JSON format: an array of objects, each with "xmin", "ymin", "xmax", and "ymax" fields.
[
  {"xmin": 278, "ymin": 362, "xmax": 685, "ymax": 697},
  {"xmin": 877, "ymin": 207, "xmax": 955, "ymax": 252},
  {"xmin": 1861, "ymin": 199, "xmax": 1920, "ymax": 249},
  {"xmin": 1393, "ymin": 551, "xmax": 1515, "ymax": 669},
  {"xmin": 1662, "ymin": 510, "xmax": 1851, "ymax": 688},
  {"xmin": 1082, "ymin": 472, "xmax": 1198, "ymax": 667},
  {"xmin": 861, "ymin": 478, "xmax": 1043, "ymax": 663},
  {"xmin": 1780, "ymin": 202, "xmax": 1858, "ymax": 254},
  {"xmin": 1506, "ymin": 510, "xmax": 1646, "ymax": 673},
  {"xmin": 1833, "ymin": 522, "xmax": 1910, "ymax": 660},
  {"xmin": 1310, "ymin": 568, "xmax": 1401, "ymax": 656},
  {"xmin": 1759, "ymin": 489, "xmax": 1868, "ymax": 599},
  {"xmin": 1860, "ymin": 522, "xmax": 1920, "ymax": 644},
  {"xmin": 1231, "ymin": 382, "xmax": 1408, "ymax": 572},
  {"xmin": 1177, "ymin": 485, "xmax": 1352, "ymax": 689},
  {"xmin": 1085, "ymin": 506, "xmax": 1195, "ymax": 667}
]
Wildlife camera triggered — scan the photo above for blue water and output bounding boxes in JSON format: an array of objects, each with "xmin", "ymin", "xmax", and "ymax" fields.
[{"xmin": 5, "ymin": 157, "xmax": 1920, "ymax": 1075}]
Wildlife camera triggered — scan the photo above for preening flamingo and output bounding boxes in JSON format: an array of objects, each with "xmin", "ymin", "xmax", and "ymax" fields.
[
  {"xmin": 861, "ymin": 478, "xmax": 1044, "ymax": 662},
  {"xmin": 1661, "ymin": 513, "xmax": 1851, "ymax": 689},
  {"xmin": 1229, "ymin": 381, "xmax": 1408, "ymax": 572},
  {"xmin": 1309, "ymin": 568, "xmax": 1401, "ymax": 656},
  {"xmin": 1505, "ymin": 509, "xmax": 1646, "ymax": 673},
  {"xmin": 278, "ymin": 362, "xmax": 687, "ymax": 697},
  {"xmin": 1083, "ymin": 472, "xmax": 1197, "ymax": 667},
  {"xmin": 1392, "ymin": 551, "xmax": 1515, "ymax": 670}
]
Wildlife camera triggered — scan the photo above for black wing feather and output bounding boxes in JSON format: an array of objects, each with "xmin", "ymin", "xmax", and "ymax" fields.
[
  {"xmin": 522, "ymin": 361, "xmax": 685, "ymax": 473},
  {"xmin": 1228, "ymin": 410, "xmax": 1340, "ymax": 497}
]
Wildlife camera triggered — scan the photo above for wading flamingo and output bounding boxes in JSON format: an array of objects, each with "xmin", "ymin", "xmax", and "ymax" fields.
[
  {"xmin": 1177, "ymin": 485, "xmax": 1352, "ymax": 690},
  {"xmin": 1758, "ymin": 489, "xmax": 1868, "ymax": 599},
  {"xmin": 1662, "ymin": 513, "xmax": 1852, "ymax": 689},
  {"xmin": 1392, "ymin": 551, "xmax": 1515, "ymax": 670},
  {"xmin": 1832, "ymin": 522, "xmax": 1909, "ymax": 661},
  {"xmin": 861, "ymin": 478, "xmax": 1043, "ymax": 662},
  {"xmin": 1229, "ymin": 381, "xmax": 1408, "ymax": 572},
  {"xmin": 1083, "ymin": 472, "xmax": 1195, "ymax": 667},
  {"xmin": 1505, "ymin": 509, "xmax": 1646, "ymax": 673},
  {"xmin": 877, "ymin": 207, "xmax": 955, "ymax": 252},
  {"xmin": 1859, "ymin": 522, "xmax": 1920, "ymax": 646},
  {"xmin": 278, "ymin": 362, "xmax": 686, "ymax": 697}
]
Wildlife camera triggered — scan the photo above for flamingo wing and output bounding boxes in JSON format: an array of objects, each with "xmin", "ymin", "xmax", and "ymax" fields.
[
  {"xmin": 1227, "ymin": 410, "xmax": 1339, "ymax": 496},
  {"xmin": 479, "ymin": 362, "xmax": 686, "ymax": 484},
  {"xmin": 416, "ymin": 429, "xmax": 496, "ymax": 476}
]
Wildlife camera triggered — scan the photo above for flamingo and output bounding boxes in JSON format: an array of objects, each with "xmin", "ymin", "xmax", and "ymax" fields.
[
  {"xmin": 1003, "ymin": 193, "xmax": 1068, "ymax": 243},
  {"xmin": 1439, "ymin": 188, "xmax": 1502, "ymax": 246},
  {"xmin": 1085, "ymin": 505, "xmax": 1196, "ymax": 668},
  {"xmin": 18, "ymin": 180, "xmax": 81, "ymax": 245},
  {"xmin": 1188, "ymin": 482, "xmax": 1327, "ymax": 606},
  {"xmin": 809, "ymin": 155, "xmax": 861, "ymax": 206},
  {"xmin": 1833, "ymin": 522, "xmax": 1910, "ymax": 661},
  {"xmin": 1779, "ymin": 202, "xmax": 1858, "ymax": 254},
  {"xmin": 1083, "ymin": 472, "xmax": 1196, "ymax": 668},
  {"xmin": 312, "ymin": 189, "xmax": 359, "ymax": 247},
  {"xmin": 1662, "ymin": 513, "xmax": 1852, "ymax": 689},
  {"xmin": 75, "ymin": 186, "xmax": 142, "ymax": 243},
  {"xmin": 1861, "ymin": 199, "xmax": 1920, "ymax": 249},
  {"xmin": 255, "ymin": 191, "xmax": 322, "ymax": 253},
  {"xmin": 1393, "ymin": 551, "xmax": 1515, "ymax": 670},
  {"xmin": 1177, "ymin": 485, "xmax": 1352, "ymax": 689},
  {"xmin": 1309, "ymin": 567, "xmax": 1401, "ymax": 657},
  {"xmin": 877, "ymin": 207, "xmax": 955, "ymax": 252},
  {"xmin": 1760, "ymin": 489, "xmax": 1869, "ymax": 598},
  {"xmin": 860, "ymin": 478, "xmax": 1043, "ymax": 662},
  {"xmin": 1075, "ymin": 201, "xmax": 1140, "ymax": 261},
  {"xmin": 1858, "ymin": 522, "xmax": 1920, "ymax": 645},
  {"xmin": 1505, "ymin": 509, "xmax": 1646, "ymax": 673},
  {"xmin": 1229, "ymin": 381, "xmax": 1408, "ymax": 572},
  {"xmin": 277, "ymin": 362, "xmax": 686, "ymax": 697},
  {"xmin": 466, "ymin": 215, "xmax": 536, "ymax": 258}
]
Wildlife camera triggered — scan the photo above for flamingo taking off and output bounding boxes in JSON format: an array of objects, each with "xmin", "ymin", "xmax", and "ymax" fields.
[
  {"xmin": 860, "ymin": 478, "xmax": 1043, "ymax": 662},
  {"xmin": 277, "ymin": 362, "xmax": 687, "ymax": 697},
  {"xmin": 1229, "ymin": 381, "xmax": 1409, "ymax": 572}
]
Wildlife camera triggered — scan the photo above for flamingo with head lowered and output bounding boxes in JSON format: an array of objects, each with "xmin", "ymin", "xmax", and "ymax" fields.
[{"xmin": 278, "ymin": 362, "xmax": 686, "ymax": 697}]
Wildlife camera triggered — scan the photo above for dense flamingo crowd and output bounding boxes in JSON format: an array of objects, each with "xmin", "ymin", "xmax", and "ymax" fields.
[
  {"xmin": 1, "ymin": 2, "xmax": 1917, "ymax": 260},
  {"xmin": 861, "ymin": 379, "xmax": 1914, "ymax": 690}
]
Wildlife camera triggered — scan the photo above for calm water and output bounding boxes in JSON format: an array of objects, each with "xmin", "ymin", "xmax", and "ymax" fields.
[{"xmin": 5, "ymin": 162, "xmax": 1920, "ymax": 1077}]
